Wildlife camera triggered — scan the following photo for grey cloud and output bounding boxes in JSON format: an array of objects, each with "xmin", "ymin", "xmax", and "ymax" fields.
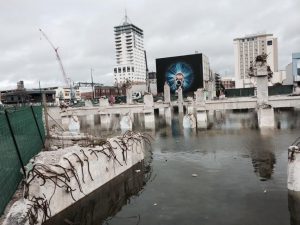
[{"xmin": 0, "ymin": 0, "xmax": 299, "ymax": 90}]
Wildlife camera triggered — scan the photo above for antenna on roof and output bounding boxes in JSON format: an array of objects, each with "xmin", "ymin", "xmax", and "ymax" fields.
[
  {"xmin": 125, "ymin": 8, "xmax": 128, "ymax": 23},
  {"xmin": 122, "ymin": 8, "xmax": 132, "ymax": 25}
]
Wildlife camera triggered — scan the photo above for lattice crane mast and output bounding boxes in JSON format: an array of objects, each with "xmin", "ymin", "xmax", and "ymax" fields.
[{"xmin": 39, "ymin": 28, "xmax": 70, "ymax": 87}]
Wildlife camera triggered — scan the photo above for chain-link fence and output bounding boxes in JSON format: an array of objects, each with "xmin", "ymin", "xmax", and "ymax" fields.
[{"xmin": 0, "ymin": 106, "xmax": 45, "ymax": 215}]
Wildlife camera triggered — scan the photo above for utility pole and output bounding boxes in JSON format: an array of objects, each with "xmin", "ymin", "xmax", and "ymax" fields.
[
  {"xmin": 39, "ymin": 81, "xmax": 42, "ymax": 105},
  {"xmin": 91, "ymin": 68, "xmax": 95, "ymax": 99},
  {"xmin": 144, "ymin": 50, "xmax": 150, "ymax": 93},
  {"xmin": 42, "ymin": 93, "xmax": 50, "ymax": 137}
]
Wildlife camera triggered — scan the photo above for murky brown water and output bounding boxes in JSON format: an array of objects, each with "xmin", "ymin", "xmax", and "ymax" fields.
[{"xmin": 47, "ymin": 109, "xmax": 300, "ymax": 225}]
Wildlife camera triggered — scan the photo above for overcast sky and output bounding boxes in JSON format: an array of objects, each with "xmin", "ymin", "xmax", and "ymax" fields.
[{"xmin": 0, "ymin": 0, "xmax": 299, "ymax": 90}]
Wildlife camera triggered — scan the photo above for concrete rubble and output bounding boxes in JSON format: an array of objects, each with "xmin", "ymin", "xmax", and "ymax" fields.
[{"xmin": 3, "ymin": 130, "xmax": 151, "ymax": 225}]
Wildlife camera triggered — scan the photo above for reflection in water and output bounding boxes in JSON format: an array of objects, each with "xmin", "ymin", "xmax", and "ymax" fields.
[
  {"xmin": 44, "ymin": 162, "xmax": 151, "ymax": 225},
  {"xmin": 250, "ymin": 131, "xmax": 276, "ymax": 181},
  {"xmin": 251, "ymin": 150, "xmax": 276, "ymax": 180},
  {"xmin": 75, "ymin": 109, "xmax": 300, "ymax": 225},
  {"xmin": 289, "ymin": 191, "xmax": 300, "ymax": 225}
]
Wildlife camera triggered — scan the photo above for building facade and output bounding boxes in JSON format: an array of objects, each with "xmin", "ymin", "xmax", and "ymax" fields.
[
  {"xmin": 113, "ymin": 15, "xmax": 146, "ymax": 85},
  {"xmin": 221, "ymin": 77, "xmax": 235, "ymax": 89},
  {"xmin": 292, "ymin": 53, "xmax": 300, "ymax": 83},
  {"xmin": 233, "ymin": 33, "xmax": 278, "ymax": 88},
  {"xmin": 156, "ymin": 53, "xmax": 212, "ymax": 94},
  {"xmin": 94, "ymin": 86, "xmax": 126, "ymax": 98}
]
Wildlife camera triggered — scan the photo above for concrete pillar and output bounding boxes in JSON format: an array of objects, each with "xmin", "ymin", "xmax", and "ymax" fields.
[
  {"xmin": 159, "ymin": 107, "xmax": 165, "ymax": 116},
  {"xmin": 100, "ymin": 114, "xmax": 111, "ymax": 128},
  {"xmin": 194, "ymin": 88, "xmax": 205, "ymax": 106},
  {"xmin": 144, "ymin": 93, "xmax": 155, "ymax": 129},
  {"xmin": 196, "ymin": 109, "xmax": 208, "ymax": 129},
  {"xmin": 208, "ymin": 110, "xmax": 214, "ymax": 117},
  {"xmin": 215, "ymin": 110, "xmax": 223, "ymax": 121},
  {"xmin": 144, "ymin": 111, "xmax": 155, "ymax": 129},
  {"xmin": 178, "ymin": 87, "xmax": 183, "ymax": 113},
  {"xmin": 94, "ymin": 114, "xmax": 101, "ymax": 125},
  {"xmin": 164, "ymin": 82, "xmax": 171, "ymax": 103},
  {"xmin": 144, "ymin": 94, "xmax": 154, "ymax": 108},
  {"xmin": 165, "ymin": 107, "xmax": 172, "ymax": 126},
  {"xmin": 183, "ymin": 114, "xmax": 196, "ymax": 129},
  {"xmin": 257, "ymin": 107, "xmax": 275, "ymax": 128},
  {"xmin": 256, "ymin": 75, "xmax": 269, "ymax": 105},
  {"xmin": 86, "ymin": 114, "xmax": 94, "ymax": 128},
  {"xmin": 120, "ymin": 114, "xmax": 133, "ymax": 130},
  {"xmin": 187, "ymin": 105, "xmax": 194, "ymax": 114}
]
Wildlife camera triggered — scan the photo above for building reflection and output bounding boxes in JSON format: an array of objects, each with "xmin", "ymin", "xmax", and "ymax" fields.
[
  {"xmin": 250, "ymin": 131, "xmax": 276, "ymax": 181},
  {"xmin": 44, "ymin": 161, "xmax": 150, "ymax": 225}
]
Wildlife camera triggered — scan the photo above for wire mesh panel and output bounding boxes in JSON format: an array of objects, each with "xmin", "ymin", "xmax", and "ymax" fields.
[
  {"xmin": 7, "ymin": 107, "xmax": 44, "ymax": 165},
  {"xmin": 0, "ymin": 113, "xmax": 23, "ymax": 215},
  {"xmin": 0, "ymin": 106, "xmax": 45, "ymax": 215}
]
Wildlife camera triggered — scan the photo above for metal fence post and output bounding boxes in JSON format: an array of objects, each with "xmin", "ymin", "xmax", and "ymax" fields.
[
  {"xmin": 4, "ymin": 109, "xmax": 26, "ymax": 177},
  {"xmin": 30, "ymin": 106, "xmax": 45, "ymax": 148}
]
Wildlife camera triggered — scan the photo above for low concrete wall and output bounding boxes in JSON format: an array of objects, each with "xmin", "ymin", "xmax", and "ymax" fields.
[{"xmin": 3, "ymin": 132, "xmax": 149, "ymax": 225}]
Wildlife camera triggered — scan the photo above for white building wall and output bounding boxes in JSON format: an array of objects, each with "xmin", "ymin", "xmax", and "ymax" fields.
[
  {"xmin": 202, "ymin": 54, "xmax": 211, "ymax": 90},
  {"xmin": 113, "ymin": 21, "xmax": 146, "ymax": 85},
  {"xmin": 234, "ymin": 33, "xmax": 278, "ymax": 88}
]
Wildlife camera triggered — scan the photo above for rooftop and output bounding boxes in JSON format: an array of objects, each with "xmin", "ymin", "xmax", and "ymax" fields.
[{"xmin": 234, "ymin": 33, "xmax": 273, "ymax": 41}]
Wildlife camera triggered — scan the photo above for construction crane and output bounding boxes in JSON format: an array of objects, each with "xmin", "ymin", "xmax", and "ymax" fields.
[{"xmin": 39, "ymin": 28, "xmax": 70, "ymax": 88}]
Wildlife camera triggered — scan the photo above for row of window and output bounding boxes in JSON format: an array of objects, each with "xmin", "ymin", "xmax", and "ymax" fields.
[{"xmin": 114, "ymin": 66, "xmax": 135, "ymax": 73}]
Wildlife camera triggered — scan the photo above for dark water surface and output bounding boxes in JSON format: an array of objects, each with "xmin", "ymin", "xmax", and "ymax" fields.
[{"xmin": 48, "ymin": 109, "xmax": 300, "ymax": 225}]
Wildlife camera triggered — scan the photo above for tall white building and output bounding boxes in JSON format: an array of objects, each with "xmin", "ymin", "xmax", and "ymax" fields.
[
  {"xmin": 233, "ymin": 33, "xmax": 278, "ymax": 88},
  {"xmin": 113, "ymin": 15, "xmax": 146, "ymax": 85}
]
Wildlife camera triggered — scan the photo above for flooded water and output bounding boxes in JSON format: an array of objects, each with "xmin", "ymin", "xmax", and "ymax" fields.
[{"xmin": 48, "ymin": 109, "xmax": 300, "ymax": 225}]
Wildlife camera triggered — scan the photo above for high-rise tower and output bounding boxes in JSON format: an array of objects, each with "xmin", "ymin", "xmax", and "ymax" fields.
[
  {"xmin": 233, "ymin": 33, "xmax": 278, "ymax": 88},
  {"xmin": 113, "ymin": 13, "xmax": 146, "ymax": 85}
]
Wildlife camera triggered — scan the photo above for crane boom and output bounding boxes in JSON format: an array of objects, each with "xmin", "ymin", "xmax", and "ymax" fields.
[{"xmin": 39, "ymin": 28, "xmax": 69, "ymax": 87}]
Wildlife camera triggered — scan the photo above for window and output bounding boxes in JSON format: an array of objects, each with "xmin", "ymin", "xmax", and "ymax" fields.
[
  {"xmin": 127, "ymin": 67, "xmax": 130, "ymax": 72},
  {"xmin": 114, "ymin": 68, "xmax": 117, "ymax": 73},
  {"xmin": 267, "ymin": 40, "xmax": 272, "ymax": 45},
  {"xmin": 123, "ymin": 67, "xmax": 126, "ymax": 72},
  {"xmin": 118, "ymin": 68, "xmax": 121, "ymax": 73}
]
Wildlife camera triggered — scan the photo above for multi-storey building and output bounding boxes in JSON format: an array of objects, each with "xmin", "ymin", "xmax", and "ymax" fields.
[
  {"xmin": 292, "ymin": 53, "xmax": 300, "ymax": 83},
  {"xmin": 221, "ymin": 77, "xmax": 235, "ymax": 89},
  {"xmin": 233, "ymin": 33, "xmax": 278, "ymax": 88},
  {"xmin": 113, "ymin": 15, "xmax": 146, "ymax": 85}
]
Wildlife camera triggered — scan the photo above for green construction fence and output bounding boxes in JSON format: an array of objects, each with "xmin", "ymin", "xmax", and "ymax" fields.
[{"xmin": 0, "ymin": 106, "xmax": 45, "ymax": 215}]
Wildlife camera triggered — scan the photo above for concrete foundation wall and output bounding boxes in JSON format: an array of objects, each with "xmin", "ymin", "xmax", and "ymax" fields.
[{"xmin": 3, "ymin": 133, "xmax": 146, "ymax": 225}]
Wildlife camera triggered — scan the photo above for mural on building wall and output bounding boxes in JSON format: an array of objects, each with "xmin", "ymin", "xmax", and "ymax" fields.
[
  {"xmin": 156, "ymin": 54, "xmax": 204, "ymax": 93},
  {"xmin": 165, "ymin": 62, "xmax": 194, "ymax": 92}
]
